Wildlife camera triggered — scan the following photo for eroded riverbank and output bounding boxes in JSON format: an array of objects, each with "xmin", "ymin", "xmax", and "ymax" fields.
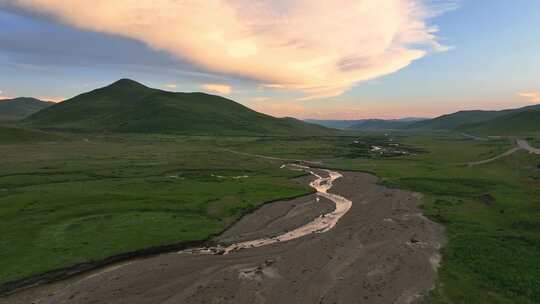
[{"xmin": 2, "ymin": 168, "xmax": 444, "ymax": 304}]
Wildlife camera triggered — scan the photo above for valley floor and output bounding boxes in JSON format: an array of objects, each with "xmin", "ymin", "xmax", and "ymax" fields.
[
  {"xmin": 1, "ymin": 170, "xmax": 443, "ymax": 304},
  {"xmin": 1, "ymin": 132, "xmax": 539, "ymax": 303}
]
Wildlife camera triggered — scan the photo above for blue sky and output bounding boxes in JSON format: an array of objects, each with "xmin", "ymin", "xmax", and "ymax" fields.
[{"xmin": 1, "ymin": 1, "xmax": 539, "ymax": 119}]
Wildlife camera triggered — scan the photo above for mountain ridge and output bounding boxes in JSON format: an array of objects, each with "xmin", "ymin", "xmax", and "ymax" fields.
[
  {"xmin": 407, "ymin": 104, "xmax": 540, "ymax": 130},
  {"xmin": 458, "ymin": 110, "xmax": 540, "ymax": 135},
  {"xmin": 305, "ymin": 118, "xmax": 428, "ymax": 130},
  {"xmin": 0, "ymin": 97, "xmax": 54, "ymax": 121},
  {"xmin": 25, "ymin": 79, "xmax": 335, "ymax": 136}
]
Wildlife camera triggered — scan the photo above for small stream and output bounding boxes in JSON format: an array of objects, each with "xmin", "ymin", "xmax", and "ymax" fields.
[{"xmin": 181, "ymin": 164, "xmax": 352, "ymax": 255}]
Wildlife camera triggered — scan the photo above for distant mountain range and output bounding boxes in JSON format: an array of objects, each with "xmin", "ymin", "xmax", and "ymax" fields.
[
  {"xmin": 4, "ymin": 79, "xmax": 539, "ymax": 136},
  {"xmin": 23, "ymin": 79, "xmax": 333, "ymax": 136},
  {"xmin": 407, "ymin": 104, "xmax": 540, "ymax": 135},
  {"xmin": 304, "ymin": 120, "xmax": 361, "ymax": 129},
  {"xmin": 349, "ymin": 118, "xmax": 428, "ymax": 130},
  {"xmin": 305, "ymin": 118, "xmax": 428, "ymax": 130},
  {"xmin": 307, "ymin": 104, "xmax": 540, "ymax": 135},
  {"xmin": 0, "ymin": 97, "xmax": 54, "ymax": 121},
  {"xmin": 457, "ymin": 110, "xmax": 540, "ymax": 135}
]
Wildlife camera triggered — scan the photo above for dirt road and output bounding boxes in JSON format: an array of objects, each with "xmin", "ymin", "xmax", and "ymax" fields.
[
  {"xmin": 2, "ymin": 169, "xmax": 444, "ymax": 304},
  {"xmin": 468, "ymin": 139, "xmax": 539, "ymax": 166},
  {"xmin": 517, "ymin": 139, "xmax": 540, "ymax": 154},
  {"xmin": 467, "ymin": 147, "xmax": 521, "ymax": 166}
]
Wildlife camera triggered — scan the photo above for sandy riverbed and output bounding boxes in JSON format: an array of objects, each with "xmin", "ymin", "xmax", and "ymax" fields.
[{"xmin": 1, "ymin": 170, "xmax": 444, "ymax": 304}]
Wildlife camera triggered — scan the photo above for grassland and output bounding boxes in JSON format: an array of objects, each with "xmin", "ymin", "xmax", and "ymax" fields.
[
  {"xmin": 2, "ymin": 130, "xmax": 539, "ymax": 303},
  {"xmin": 0, "ymin": 125, "xmax": 64, "ymax": 143},
  {"xmin": 0, "ymin": 134, "xmax": 313, "ymax": 285}
]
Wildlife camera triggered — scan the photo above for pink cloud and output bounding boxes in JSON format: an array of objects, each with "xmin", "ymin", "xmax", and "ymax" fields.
[
  {"xmin": 249, "ymin": 98, "xmax": 526, "ymax": 120},
  {"xmin": 11, "ymin": 0, "xmax": 451, "ymax": 99},
  {"xmin": 201, "ymin": 84, "xmax": 232, "ymax": 95},
  {"xmin": 0, "ymin": 89, "xmax": 10, "ymax": 100},
  {"xmin": 518, "ymin": 92, "xmax": 540, "ymax": 103},
  {"xmin": 38, "ymin": 96, "xmax": 65, "ymax": 103}
]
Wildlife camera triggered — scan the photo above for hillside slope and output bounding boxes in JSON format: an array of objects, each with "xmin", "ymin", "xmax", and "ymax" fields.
[
  {"xmin": 26, "ymin": 79, "xmax": 334, "ymax": 135},
  {"xmin": 0, "ymin": 98, "xmax": 54, "ymax": 121},
  {"xmin": 407, "ymin": 110, "xmax": 507, "ymax": 130},
  {"xmin": 458, "ymin": 110, "xmax": 540, "ymax": 135},
  {"xmin": 408, "ymin": 104, "xmax": 540, "ymax": 130}
]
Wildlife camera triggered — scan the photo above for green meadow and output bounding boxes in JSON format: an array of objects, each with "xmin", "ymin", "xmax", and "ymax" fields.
[
  {"xmin": 1, "ymin": 130, "xmax": 539, "ymax": 303},
  {"xmin": 0, "ymin": 134, "xmax": 312, "ymax": 285}
]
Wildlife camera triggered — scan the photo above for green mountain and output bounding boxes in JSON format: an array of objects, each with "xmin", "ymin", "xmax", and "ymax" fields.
[
  {"xmin": 407, "ymin": 104, "xmax": 540, "ymax": 130},
  {"xmin": 407, "ymin": 110, "xmax": 506, "ymax": 130},
  {"xmin": 0, "ymin": 97, "xmax": 54, "ymax": 121},
  {"xmin": 458, "ymin": 110, "xmax": 540, "ymax": 135},
  {"xmin": 25, "ymin": 79, "xmax": 334, "ymax": 135}
]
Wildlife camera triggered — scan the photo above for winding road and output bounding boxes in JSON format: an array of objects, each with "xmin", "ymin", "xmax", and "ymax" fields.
[{"xmin": 468, "ymin": 139, "xmax": 540, "ymax": 166}]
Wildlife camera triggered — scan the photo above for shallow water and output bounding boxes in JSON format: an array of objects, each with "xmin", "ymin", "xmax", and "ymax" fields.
[{"xmin": 181, "ymin": 164, "xmax": 353, "ymax": 255}]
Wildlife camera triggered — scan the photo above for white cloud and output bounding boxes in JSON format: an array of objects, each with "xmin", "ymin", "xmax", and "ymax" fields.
[
  {"xmin": 250, "ymin": 97, "xmax": 270, "ymax": 103},
  {"xmin": 10, "ymin": 0, "xmax": 451, "ymax": 99},
  {"xmin": 518, "ymin": 92, "xmax": 540, "ymax": 103},
  {"xmin": 38, "ymin": 96, "xmax": 65, "ymax": 103},
  {"xmin": 201, "ymin": 84, "xmax": 232, "ymax": 95},
  {"xmin": 163, "ymin": 83, "xmax": 177, "ymax": 89}
]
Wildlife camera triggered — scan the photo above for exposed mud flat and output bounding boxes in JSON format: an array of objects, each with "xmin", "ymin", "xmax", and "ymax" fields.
[
  {"xmin": 214, "ymin": 176, "xmax": 336, "ymax": 245},
  {"xmin": 2, "ymin": 170, "xmax": 444, "ymax": 304}
]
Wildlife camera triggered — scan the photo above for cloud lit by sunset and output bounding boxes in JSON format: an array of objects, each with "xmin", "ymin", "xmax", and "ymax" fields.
[
  {"xmin": 518, "ymin": 92, "xmax": 540, "ymax": 103},
  {"xmin": 37, "ymin": 96, "xmax": 64, "ymax": 103},
  {"xmin": 8, "ymin": 0, "xmax": 446, "ymax": 99},
  {"xmin": 1, "ymin": 1, "xmax": 540, "ymax": 119},
  {"xmin": 201, "ymin": 84, "xmax": 232, "ymax": 95}
]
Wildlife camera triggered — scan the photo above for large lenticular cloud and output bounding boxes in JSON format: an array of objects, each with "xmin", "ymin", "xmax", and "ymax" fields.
[{"xmin": 7, "ymin": 0, "xmax": 449, "ymax": 98}]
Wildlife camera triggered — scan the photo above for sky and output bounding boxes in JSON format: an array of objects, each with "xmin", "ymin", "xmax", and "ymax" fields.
[{"xmin": 0, "ymin": 0, "xmax": 539, "ymax": 119}]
